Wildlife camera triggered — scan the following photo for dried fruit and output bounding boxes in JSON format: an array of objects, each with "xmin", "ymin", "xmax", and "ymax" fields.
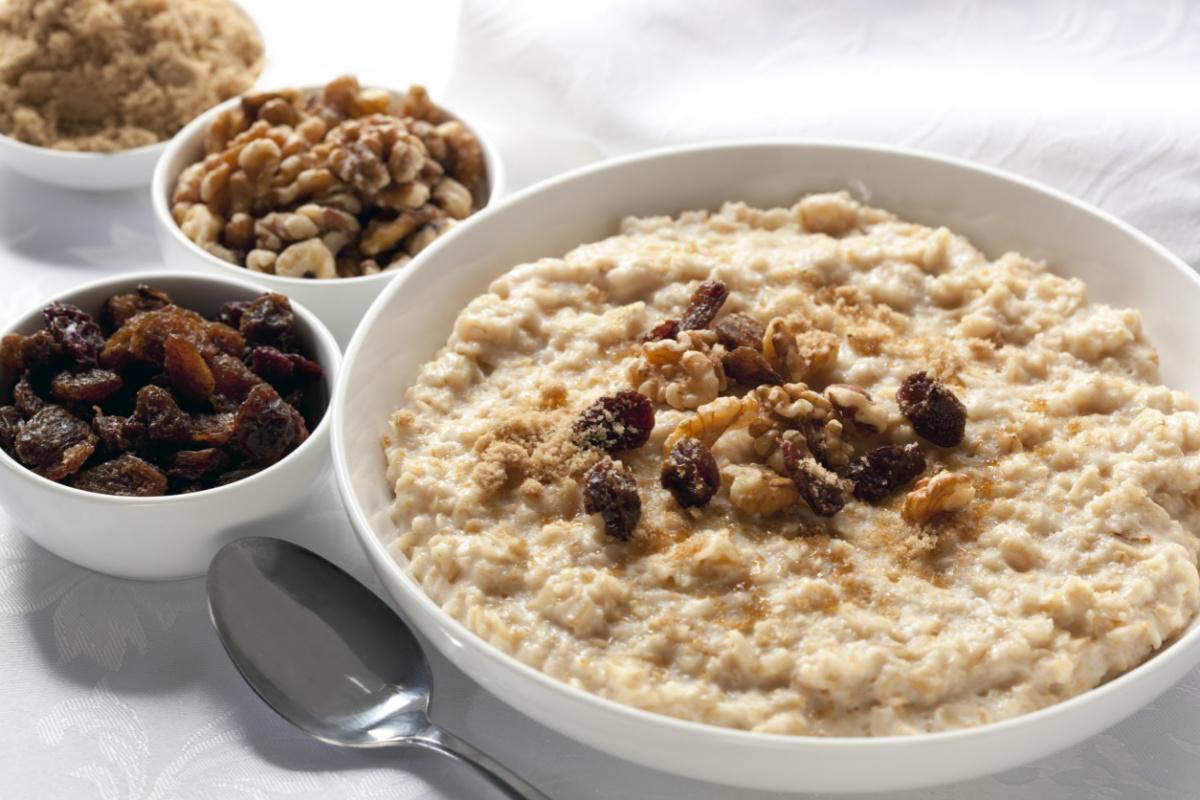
[
  {"xmin": 233, "ymin": 384, "xmax": 308, "ymax": 463},
  {"xmin": 216, "ymin": 300, "xmax": 249, "ymax": 329},
  {"xmin": 248, "ymin": 346, "xmax": 322, "ymax": 389},
  {"xmin": 93, "ymin": 412, "xmax": 145, "ymax": 454},
  {"xmin": 714, "ymin": 312, "xmax": 766, "ymax": 351},
  {"xmin": 661, "ymin": 437, "xmax": 720, "ymax": 508},
  {"xmin": 0, "ymin": 334, "xmax": 23, "ymax": 388},
  {"xmin": 572, "ymin": 391, "xmax": 654, "ymax": 453},
  {"xmin": 73, "ymin": 454, "xmax": 167, "ymax": 497},
  {"xmin": 12, "ymin": 373, "xmax": 44, "ymax": 417},
  {"xmin": 0, "ymin": 405, "xmax": 22, "ymax": 454},
  {"xmin": 108, "ymin": 305, "xmax": 211, "ymax": 367},
  {"xmin": 42, "ymin": 303, "xmax": 105, "ymax": 367},
  {"xmin": 17, "ymin": 330, "xmax": 66, "ymax": 372},
  {"xmin": 679, "ymin": 280, "xmax": 729, "ymax": 331},
  {"xmin": 134, "ymin": 385, "xmax": 192, "ymax": 443},
  {"xmin": 848, "ymin": 443, "xmax": 926, "ymax": 502},
  {"xmin": 721, "ymin": 346, "xmax": 783, "ymax": 387},
  {"xmin": 781, "ymin": 438, "xmax": 845, "ymax": 517},
  {"xmin": 208, "ymin": 352, "xmax": 265, "ymax": 405},
  {"xmin": 583, "ymin": 456, "xmax": 641, "ymax": 540},
  {"xmin": 896, "ymin": 372, "xmax": 967, "ymax": 447},
  {"xmin": 50, "ymin": 368, "xmax": 123, "ymax": 404},
  {"xmin": 239, "ymin": 293, "xmax": 297, "ymax": 349},
  {"xmin": 14, "ymin": 405, "xmax": 97, "ymax": 480},
  {"xmin": 163, "ymin": 337, "xmax": 215, "ymax": 401},
  {"xmin": 101, "ymin": 285, "xmax": 172, "ymax": 331},
  {"xmin": 642, "ymin": 318, "xmax": 680, "ymax": 343},
  {"xmin": 166, "ymin": 448, "xmax": 230, "ymax": 481},
  {"xmin": 188, "ymin": 413, "xmax": 237, "ymax": 447}
]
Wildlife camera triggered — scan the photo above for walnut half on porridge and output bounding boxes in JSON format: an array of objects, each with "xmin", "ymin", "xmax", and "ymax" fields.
[
  {"xmin": 171, "ymin": 76, "xmax": 487, "ymax": 278},
  {"xmin": 385, "ymin": 192, "xmax": 1200, "ymax": 738}
]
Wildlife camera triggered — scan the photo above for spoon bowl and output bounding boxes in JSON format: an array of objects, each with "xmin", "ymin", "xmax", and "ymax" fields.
[{"xmin": 207, "ymin": 537, "xmax": 546, "ymax": 798}]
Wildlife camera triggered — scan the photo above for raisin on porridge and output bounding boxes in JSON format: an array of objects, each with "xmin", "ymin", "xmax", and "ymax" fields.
[{"xmin": 384, "ymin": 192, "xmax": 1200, "ymax": 736}]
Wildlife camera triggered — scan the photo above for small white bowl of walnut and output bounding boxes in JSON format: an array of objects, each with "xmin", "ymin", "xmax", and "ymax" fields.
[{"xmin": 151, "ymin": 76, "xmax": 504, "ymax": 344}]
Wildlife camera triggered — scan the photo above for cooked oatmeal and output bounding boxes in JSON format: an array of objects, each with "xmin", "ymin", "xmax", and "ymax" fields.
[{"xmin": 384, "ymin": 193, "xmax": 1200, "ymax": 736}]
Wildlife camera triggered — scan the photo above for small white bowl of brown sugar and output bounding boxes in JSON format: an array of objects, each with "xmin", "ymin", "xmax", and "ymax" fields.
[
  {"xmin": 0, "ymin": 0, "xmax": 264, "ymax": 191},
  {"xmin": 151, "ymin": 75, "xmax": 504, "ymax": 344}
]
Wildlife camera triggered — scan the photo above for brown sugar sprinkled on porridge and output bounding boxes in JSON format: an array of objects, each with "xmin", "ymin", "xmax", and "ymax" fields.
[{"xmin": 384, "ymin": 193, "xmax": 1200, "ymax": 736}]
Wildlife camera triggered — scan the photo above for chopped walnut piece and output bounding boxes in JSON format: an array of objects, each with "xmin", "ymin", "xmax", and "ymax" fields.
[
  {"xmin": 897, "ymin": 371, "xmax": 967, "ymax": 447},
  {"xmin": 826, "ymin": 383, "xmax": 888, "ymax": 433},
  {"xmin": 663, "ymin": 394, "xmax": 759, "ymax": 454},
  {"xmin": 901, "ymin": 471, "xmax": 975, "ymax": 523},
  {"xmin": 628, "ymin": 330, "xmax": 726, "ymax": 410},
  {"xmin": 727, "ymin": 464, "xmax": 800, "ymax": 516},
  {"xmin": 763, "ymin": 318, "xmax": 839, "ymax": 382}
]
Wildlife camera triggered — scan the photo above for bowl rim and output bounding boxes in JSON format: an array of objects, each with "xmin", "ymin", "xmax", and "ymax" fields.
[
  {"xmin": 0, "ymin": 132, "xmax": 168, "ymax": 160},
  {"xmin": 0, "ymin": 268, "xmax": 341, "ymax": 506},
  {"xmin": 332, "ymin": 137, "xmax": 1200, "ymax": 749},
  {"xmin": 150, "ymin": 82, "xmax": 507, "ymax": 287}
]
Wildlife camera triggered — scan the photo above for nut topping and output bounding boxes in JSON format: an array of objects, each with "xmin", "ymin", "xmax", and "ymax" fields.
[
  {"xmin": 826, "ymin": 383, "xmax": 888, "ymax": 433},
  {"xmin": 901, "ymin": 471, "xmax": 975, "ymax": 523},
  {"xmin": 896, "ymin": 372, "xmax": 967, "ymax": 447}
]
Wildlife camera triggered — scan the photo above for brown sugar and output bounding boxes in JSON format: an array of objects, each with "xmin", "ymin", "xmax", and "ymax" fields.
[{"xmin": 0, "ymin": 0, "xmax": 263, "ymax": 152}]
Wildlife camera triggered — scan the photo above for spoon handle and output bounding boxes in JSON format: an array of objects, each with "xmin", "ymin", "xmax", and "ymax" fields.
[{"xmin": 414, "ymin": 726, "xmax": 550, "ymax": 800}]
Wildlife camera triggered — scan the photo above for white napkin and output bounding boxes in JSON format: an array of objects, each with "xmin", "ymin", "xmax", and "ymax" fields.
[{"xmin": 445, "ymin": 0, "xmax": 1200, "ymax": 267}]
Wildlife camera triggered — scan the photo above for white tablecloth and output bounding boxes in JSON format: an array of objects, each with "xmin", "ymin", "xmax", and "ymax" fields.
[{"xmin": 2, "ymin": 1, "xmax": 1199, "ymax": 797}]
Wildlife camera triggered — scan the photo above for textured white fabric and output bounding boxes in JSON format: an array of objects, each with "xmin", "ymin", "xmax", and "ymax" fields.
[{"xmin": 2, "ymin": 1, "xmax": 1199, "ymax": 797}]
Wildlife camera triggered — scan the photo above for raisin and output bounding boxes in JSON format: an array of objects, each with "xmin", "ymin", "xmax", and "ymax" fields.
[
  {"xmin": 661, "ymin": 437, "xmax": 720, "ymax": 508},
  {"xmin": 248, "ymin": 346, "xmax": 321, "ymax": 388},
  {"xmin": 239, "ymin": 293, "xmax": 297, "ymax": 349},
  {"xmin": 232, "ymin": 384, "xmax": 308, "ymax": 464},
  {"xmin": 216, "ymin": 300, "xmax": 250, "ymax": 329},
  {"xmin": 42, "ymin": 302, "xmax": 105, "ymax": 368},
  {"xmin": 205, "ymin": 321, "xmax": 247, "ymax": 357},
  {"xmin": 101, "ymin": 285, "xmax": 172, "ymax": 331},
  {"xmin": 583, "ymin": 456, "xmax": 640, "ymax": 540},
  {"xmin": 714, "ymin": 312, "xmax": 765, "ymax": 351},
  {"xmin": 896, "ymin": 372, "xmax": 967, "ymax": 447},
  {"xmin": 679, "ymin": 280, "xmax": 729, "ymax": 331},
  {"xmin": 0, "ymin": 405, "xmax": 22, "ymax": 454},
  {"xmin": 12, "ymin": 372, "xmax": 45, "ymax": 417},
  {"xmin": 133, "ymin": 385, "xmax": 192, "ymax": 444},
  {"xmin": 114, "ymin": 305, "xmax": 212, "ymax": 367},
  {"xmin": 166, "ymin": 448, "xmax": 230, "ymax": 481},
  {"xmin": 721, "ymin": 347, "xmax": 783, "ymax": 387},
  {"xmin": 18, "ymin": 330, "xmax": 66, "ymax": 372},
  {"xmin": 50, "ymin": 368, "xmax": 123, "ymax": 404},
  {"xmin": 0, "ymin": 334, "xmax": 22, "ymax": 389},
  {"xmin": 72, "ymin": 454, "xmax": 167, "ymax": 497},
  {"xmin": 848, "ymin": 443, "xmax": 926, "ymax": 502},
  {"xmin": 163, "ymin": 336, "xmax": 215, "ymax": 401},
  {"xmin": 642, "ymin": 318, "xmax": 680, "ymax": 343},
  {"xmin": 208, "ymin": 352, "xmax": 264, "ymax": 405},
  {"xmin": 782, "ymin": 438, "xmax": 845, "ymax": 517},
  {"xmin": 571, "ymin": 391, "xmax": 654, "ymax": 453},
  {"xmin": 93, "ymin": 412, "xmax": 145, "ymax": 454},
  {"xmin": 188, "ymin": 413, "xmax": 236, "ymax": 446},
  {"xmin": 13, "ymin": 405, "xmax": 97, "ymax": 480}
]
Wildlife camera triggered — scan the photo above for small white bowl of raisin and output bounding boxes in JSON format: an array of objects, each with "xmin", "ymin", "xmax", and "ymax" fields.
[{"xmin": 0, "ymin": 271, "xmax": 340, "ymax": 580}]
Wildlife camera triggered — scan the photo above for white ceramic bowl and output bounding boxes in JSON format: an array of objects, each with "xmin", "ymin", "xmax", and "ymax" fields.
[
  {"xmin": 0, "ymin": 133, "xmax": 166, "ymax": 191},
  {"xmin": 332, "ymin": 141, "xmax": 1200, "ymax": 793},
  {"xmin": 0, "ymin": 271, "xmax": 340, "ymax": 581},
  {"xmin": 151, "ymin": 85, "xmax": 506, "ymax": 346}
]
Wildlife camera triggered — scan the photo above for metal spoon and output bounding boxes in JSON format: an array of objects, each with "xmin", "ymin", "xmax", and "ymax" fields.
[{"xmin": 207, "ymin": 537, "xmax": 548, "ymax": 800}]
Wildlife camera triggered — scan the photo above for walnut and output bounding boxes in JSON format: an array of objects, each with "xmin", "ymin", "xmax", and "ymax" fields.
[
  {"xmin": 826, "ymin": 383, "xmax": 888, "ymax": 433},
  {"xmin": 274, "ymin": 239, "xmax": 336, "ymax": 279},
  {"xmin": 628, "ymin": 330, "xmax": 726, "ymax": 410},
  {"xmin": 662, "ymin": 394, "xmax": 759, "ymax": 454},
  {"xmin": 754, "ymin": 383, "xmax": 832, "ymax": 422},
  {"xmin": 901, "ymin": 472, "xmax": 975, "ymax": 523},
  {"xmin": 727, "ymin": 464, "xmax": 800, "ymax": 516},
  {"xmin": 763, "ymin": 317, "xmax": 840, "ymax": 382},
  {"xmin": 170, "ymin": 75, "xmax": 486, "ymax": 279}
]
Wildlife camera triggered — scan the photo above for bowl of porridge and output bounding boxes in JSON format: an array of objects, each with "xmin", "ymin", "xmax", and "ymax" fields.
[{"xmin": 331, "ymin": 142, "xmax": 1200, "ymax": 793}]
